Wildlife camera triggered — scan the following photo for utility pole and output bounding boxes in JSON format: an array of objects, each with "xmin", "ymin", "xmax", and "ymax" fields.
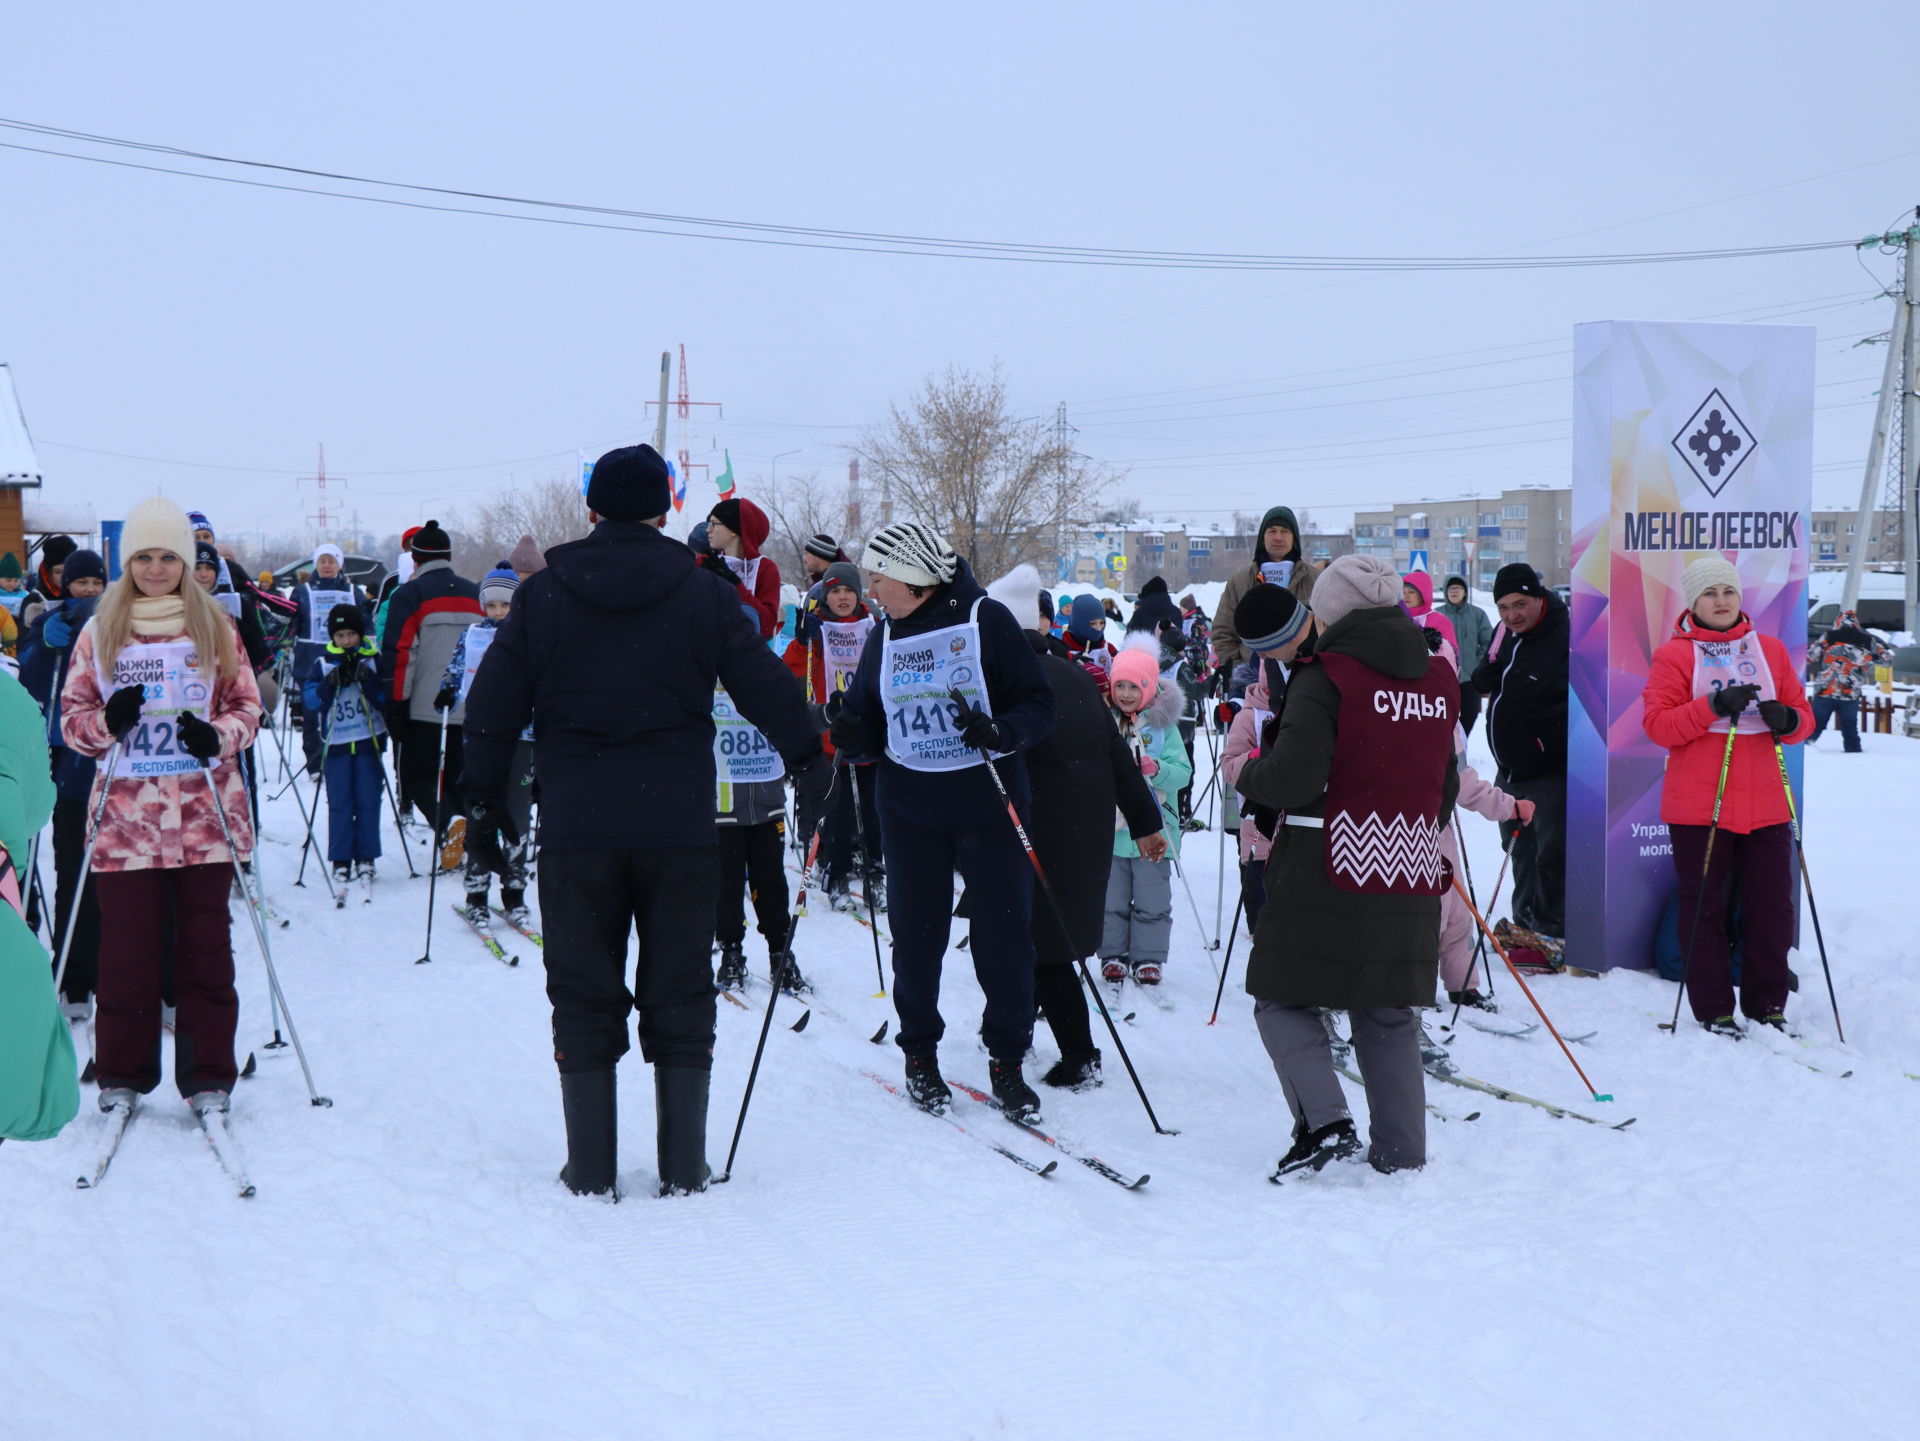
[
  {"xmin": 1841, "ymin": 286, "xmax": 1907, "ymax": 612},
  {"xmin": 298, "ymin": 443, "xmax": 345, "ymax": 544},
  {"xmin": 1904, "ymin": 216, "xmax": 1920, "ymax": 629},
  {"xmin": 1053, "ymin": 402, "xmax": 1078, "ymax": 585}
]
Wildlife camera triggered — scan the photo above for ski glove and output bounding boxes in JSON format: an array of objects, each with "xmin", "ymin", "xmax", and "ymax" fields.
[
  {"xmin": 827, "ymin": 706, "xmax": 869, "ymax": 757},
  {"xmin": 464, "ymin": 799, "xmax": 519, "ymax": 879},
  {"xmin": 1757, "ymin": 699, "xmax": 1799, "ymax": 736},
  {"xmin": 1709, "ymin": 682, "xmax": 1761, "ymax": 719},
  {"xmin": 176, "ymin": 712, "xmax": 222, "ymax": 762},
  {"xmin": 788, "ymin": 749, "xmax": 835, "ymax": 843},
  {"xmin": 332, "ymin": 652, "xmax": 361, "ymax": 687},
  {"xmin": 44, "ymin": 608, "xmax": 74, "ymax": 649},
  {"xmin": 433, "ymin": 682, "xmax": 459, "ymax": 713},
  {"xmin": 698, "ymin": 553, "xmax": 741, "ymax": 587},
  {"xmin": 949, "ymin": 691, "xmax": 1009, "ymax": 753},
  {"xmin": 104, "ymin": 684, "xmax": 145, "ymax": 740}
]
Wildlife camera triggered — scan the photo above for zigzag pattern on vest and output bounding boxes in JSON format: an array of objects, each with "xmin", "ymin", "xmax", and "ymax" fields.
[{"xmin": 1328, "ymin": 810, "xmax": 1444, "ymax": 892}]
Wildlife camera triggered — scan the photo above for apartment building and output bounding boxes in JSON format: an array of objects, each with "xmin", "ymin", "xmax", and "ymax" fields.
[
  {"xmin": 1059, "ymin": 521, "xmax": 1353, "ymax": 590},
  {"xmin": 1352, "ymin": 486, "xmax": 1571, "ymax": 593},
  {"xmin": 1808, "ymin": 508, "xmax": 1903, "ymax": 569}
]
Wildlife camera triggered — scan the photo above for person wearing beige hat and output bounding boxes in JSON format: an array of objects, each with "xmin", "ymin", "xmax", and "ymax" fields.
[{"xmin": 58, "ymin": 496, "xmax": 263, "ymax": 1117}]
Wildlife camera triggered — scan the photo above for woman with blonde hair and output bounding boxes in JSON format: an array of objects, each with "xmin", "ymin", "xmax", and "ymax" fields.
[{"xmin": 60, "ymin": 497, "xmax": 262, "ymax": 1120}]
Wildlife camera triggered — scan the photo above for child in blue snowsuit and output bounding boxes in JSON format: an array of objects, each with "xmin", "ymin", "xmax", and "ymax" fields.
[{"xmin": 303, "ymin": 603, "xmax": 386, "ymax": 887}]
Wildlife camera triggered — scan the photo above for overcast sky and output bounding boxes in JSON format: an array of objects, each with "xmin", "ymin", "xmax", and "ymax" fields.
[{"xmin": 2, "ymin": 1, "xmax": 1915, "ymax": 560}]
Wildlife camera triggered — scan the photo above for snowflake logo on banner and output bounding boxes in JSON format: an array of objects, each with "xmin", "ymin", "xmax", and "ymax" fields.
[{"xmin": 1671, "ymin": 389, "xmax": 1757, "ymax": 497}]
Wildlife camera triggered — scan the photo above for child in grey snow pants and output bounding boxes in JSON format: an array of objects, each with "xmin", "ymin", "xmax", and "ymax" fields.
[{"xmin": 1101, "ymin": 855, "xmax": 1172, "ymax": 972}]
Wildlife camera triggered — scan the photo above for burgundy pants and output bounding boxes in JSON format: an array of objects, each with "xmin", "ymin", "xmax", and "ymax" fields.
[
  {"xmin": 1669, "ymin": 822, "xmax": 1795, "ymax": 1024},
  {"xmin": 94, "ymin": 863, "xmax": 240, "ymax": 1097}
]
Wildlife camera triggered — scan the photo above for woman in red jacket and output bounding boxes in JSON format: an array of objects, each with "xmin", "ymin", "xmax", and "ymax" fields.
[{"xmin": 1640, "ymin": 557, "xmax": 1811, "ymax": 1035}]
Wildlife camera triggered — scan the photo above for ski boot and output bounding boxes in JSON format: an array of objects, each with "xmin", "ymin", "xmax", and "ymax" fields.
[
  {"xmin": 187, "ymin": 1089, "xmax": 230, "ymax": 1117},
  {"xmin": 1418, "ymin": 1019, "xmax": 1453, "ymax": 1074},
  {"xmin": 1041, "ymin": 1049, "xmax": 1102, "ymax": 1091},
  {"xmin": 353, "ymin": 860, "xmax": 376, "ymax": 883},
  {"xmin": 332, "ymin": 861, "xmax": 351, "ymax": 888},
  {"xmin": 903, "ymin": 1053, "xmax": 952, "ymax": 1114},
  {"xmin": 1270, "ymin": 1118, "xmax": 1360, "ymax": 1181},
  {"xmin": 1319, "ymin": 1009, "xmax": 1352, "ymax": 1066},
  {"xmin": 500, "ymin": 887, "xmax": 531, "ymax": 931},
  {"xmin": 459, "ymin": 892, "xmax": 492, "ymax": 930},
  {"xmin": 1755, "ymin": 1012, "xmax": 1791, "ymax": 1033},
  {"xmin": 769, "ymin": 948, "xmax": 811, "ymax": 995},
  {"xmin": 828, "ymin": 877, "xmax": 857, "ymax": 913},
  {"xmin": 1101, "ymin": 956, "xmax": 1129, "ymax": 983},
  {"xmin": 1703, "ymin": 1015, "xmax": 1743, "ymax": 1038},
  {"xmin": 61, "ymin": 996, "xmax": 92, "ymax": 1025},
  {"xmin": 988, "ymin": 1056, "xmax": 1042, "ymax": 1123},
  {"xmin": 1447, "ymin": 988, "xmax": 1496, "ymax": 1012},
  {"xmin": 715, "ymin": 943, "xmax": 748, "ymax": 992},
  {"xmin": 865, "ymin": 874, "xmax": 887, "ymax": 913},
  {"xmin": 1133, "ymin": 960, "xmax": 1163, "ymax": 986},
  {"xmin": 98, "ymin": 1086, "xmax": 137, "ymax": 1114}
]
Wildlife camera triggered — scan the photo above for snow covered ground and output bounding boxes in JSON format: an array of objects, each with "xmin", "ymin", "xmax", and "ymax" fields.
[{"xmin": 6, "ymin": 721, "xmax": 1918, "ymax": 1441}]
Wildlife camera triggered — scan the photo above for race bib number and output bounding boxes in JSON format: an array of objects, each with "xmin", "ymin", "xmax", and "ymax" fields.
[
  {"xmin": 307, "ymin": 585, "xmax": 351, "ymax": 646},
  {"xmin": 1692, "ymin": 633, "xmax": 1775, "ymax": 736},
  {"xmin": 214, "ymin": 591, "xmax": 243, "ymax": 620},
  {"xmin": 1260, "ymin": 560, "xmax": 1295, "ymax": 587},
  {"xmin": 820, "ymin": 617, "xmax": 874, "ymax": 698},
  {"xmin": 714, "ymin": 686, "xmax": 783, "ymax": 782},
  {"xmin": 0, "ymin": 592, "xmax": 24, "ymax": 617},
  {"xmin": 99, "ymin": 641, "xmax": 211, "ymax": 779},
  {"xmin": 881, "ymin": 604, "xmax": 1000, "ymax": 773},
  {"xmin": 724, "ymin": 556, "xmax": 761, "ymax": 593},
  {"xmin": 327, "ymin": 677, "xmax": 376, "ymax": 745},
  {"xmin": 458, "ymin": 624, "xmax": 496, "ymax": 704}
]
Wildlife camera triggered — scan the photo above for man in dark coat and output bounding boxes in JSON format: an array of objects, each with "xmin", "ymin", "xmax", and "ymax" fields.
[
  {"xmin": 463, "ymin": 444, "xmax": 831, "ymax": 1200},
  {"xmin": 1470, "ymin": 563, "xmax": 1568, "ymax": 939},
  {"xmin": 1235, "ymin": 556, "xmax": 1459, "ymax": 1179},
  {"xmin": 830, "ymin": 524, "xmax": 1057, "ymax": 1120},
  {"xmin": 986, "ymin": 566, "xmax": 1163, "ymax": 1090}
]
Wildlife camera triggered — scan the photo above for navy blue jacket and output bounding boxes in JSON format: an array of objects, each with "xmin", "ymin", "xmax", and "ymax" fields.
[
  {"xmin": 840, "ymin": 560, "xmax": 1056, "ymax": 831},
  {"xmin": 462, "ymin": 519, "xmax": 820, "ymax": 850}
]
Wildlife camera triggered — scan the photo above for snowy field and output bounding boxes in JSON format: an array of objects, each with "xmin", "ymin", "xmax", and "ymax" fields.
[{"xmin": 6, "ymin": 721, "xmax": 1918, "ymax": 1441}]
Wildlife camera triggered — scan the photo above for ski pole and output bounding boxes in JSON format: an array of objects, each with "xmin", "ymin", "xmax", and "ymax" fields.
[
  {"xmin": 956, "ymin": 699, "xmax": 1176, "ymax": 1135},
  {"xmin": 200, "ymin": 762, "xmax": 331, "ymax": 1106},
  {"xmin": 1169, "ymin": 851, "xmax": 1217, "ymax": 953},
  {"xmin": 1442, "ymin": 811, "xmax": 1499, "ymax": 1035},
  {"xmin": 848, "ymin": 764, "xmax": 887, "ymax": 997},
  {"xmin": 416, "ymin": 704, "xmax": 452, "ymax": 964},
  {"xmin": 292, "ymin": 675, "xmax": 350, "ymax": 899},
  {"xmin": 1451, "ymin": 874, "xmax": 1613, "ymax": 1103},
  {"xmin": 1663, "ymin": 724, "xmax": 1739, "ymax": 1034},
  {"xmin": 1211, "ymin": 772, "xmax": 1227, "ymax": 945},
  {"xmin": 716, "ymin": 827, "xmax": 822, "ymax": 1183},
  {"xmin": 51, "ymin": 741, "xmax": 120, "ymax": 999},
  {"xmin": 377, "ymin": 738, "xmax": 420, "ymax": 879},
  {"xmin": 1207, "ymin": 893, "xmax": 1246, "ymax": 1026},
  {"xmin": 1772, "ymin": 739, "xmax": 1844, "ymax": 1043}
]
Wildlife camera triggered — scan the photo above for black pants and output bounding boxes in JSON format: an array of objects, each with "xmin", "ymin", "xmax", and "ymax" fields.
[
  {"xmin": 885, "ymin": 811, "xmax": 1036, "ymax": 1060},
  {"xmin": 539, "ymin": 846, "xmax": 719, "ymax": 1073},
  {"xmin": 1177, "ymin": 719, "xmax": 1197, "ymax": 821},
  {"xmin": 1497, "ymin": 770, "xmax": 1566, "ymax": 937},
  {"xmin": 52, "ymin": 794, "xmax": 101, "ymax": 1004},
  {"xmin": 1240, "ymin": 856, "xmax": 1267, "ymax": 936},
  {"xmin": 717, "ymin": 819, "xmax": 789, "ymax": 950},
  {"xmin": 820, "ymin": 763, "xmax": 884, "ymax": 892},
  {"xmin": 1034, "ymin": 963, "xmax": 1094, "ymax": 1057},
  {"xmin": 397, "ymin": 715, "xmax": 464, "ymax": 837}
]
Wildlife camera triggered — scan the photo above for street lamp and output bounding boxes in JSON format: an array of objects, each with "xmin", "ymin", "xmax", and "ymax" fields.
[{"xmin": 770, "ymin": 450, "xmax": 801, "ymax": 488}]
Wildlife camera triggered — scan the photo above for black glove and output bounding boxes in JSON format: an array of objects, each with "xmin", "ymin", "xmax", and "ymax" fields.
[
  {"xmin": 1710, "ymin": 682, "xmax": 1762, "ymax": 719},
  {"xmin": 698, "ymin": 553, "xmax": 740, "ymax": 586},
  {"xmin": 464, "ymin": 799, "xmax": 520, "ymax": 878},
  {"xmin": 333, "ymin": 651, "xmax": 362, "ymax": 687},
  {"xmin": 104, "ymin": 685, "xmax": 145, "ymax": 740},
  {"xmin": 949, "ymin": 690, "xmax": 1009, "ymax": 753},
  {"xmin": 434, "ymin": 682, "xmax": 459, "ymax": 712},
  {"xmin": 1757, "ymin": 700, "xmax": 1798, "ymax": 736},
  {"xmin": 176, "ymin": 711, "xmax": 222, "ymax": 762},
  {"xmin": 788, "ymin": 749, "xmax": 835, "ymax": 843},
  {"xmin": 828, "ymin": 705, "xmax": 869, "ymax": 757}
]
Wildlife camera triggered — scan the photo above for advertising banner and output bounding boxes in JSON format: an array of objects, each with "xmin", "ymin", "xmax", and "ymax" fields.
[{"xmin": 1568, "ymin": 321, "xmax": 1812, "ymax": 971}]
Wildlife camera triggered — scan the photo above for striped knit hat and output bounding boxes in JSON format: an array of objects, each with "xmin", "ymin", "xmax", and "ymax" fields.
[
  {"xmin": 860, "ymin": 522, "xmax": 958, "ymax": 589},
  {"xmin": 479, "ymin": 566, "xmax": 519, "ymax": 608}
]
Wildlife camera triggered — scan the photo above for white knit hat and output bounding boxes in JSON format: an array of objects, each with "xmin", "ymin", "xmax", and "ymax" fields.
[
  {"xmin": 1682, "ymin": 556, "xmax": 1741, "ymax": 609},
  {"xmin": 1312, "ymin": 554, "xmax": 1402, "ymax": 628},
  {"xmin": 119, "ymin": 496, "xmax": 195, "ymax": 565},
  {"xmin": 314, "ymin": 542, "xmax": 345, "ymax": 566},
  {"xmin": 985, "ymin": 563, "xmax": 1043, "ymax": 632},
  {"xmin": 860, "ymin": 521, "xmax": 958, "ymax": 589}
]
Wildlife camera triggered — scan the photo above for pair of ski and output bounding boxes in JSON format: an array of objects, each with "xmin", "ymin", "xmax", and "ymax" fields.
[
  {"xmin": 446, "ymin": 905, "xmax": 542, "ymax": 966},
  {"xmin": 865, "ymin": 1071, "xmax": 1148, "ymax": 1189},
  {"xmin": 719, "ymin": 970, "xmax": 883, "ymax": 1044},
  {"xmin": 1105, "ymin": 975, "xmax": 1170, "ymax": 1015},
  {"xmin": 1460, "ymin": 1018, "xmax": 1599, "ymax": 1046},
  {"xmin": 1421, "ymin": 1059, "xmax": 1636, "ymax": 1129},
  {"xmin": 78, "ymin": 1096, "xmax": 256, "ymax": 1198},
  {"xmin": 331, "ymin": 870, "xmax": 375, "ymax": 908}
]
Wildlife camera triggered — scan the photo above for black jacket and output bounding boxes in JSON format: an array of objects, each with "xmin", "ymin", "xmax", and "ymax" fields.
[
  {"xmin": 840, "ymin": 560, "xmax": 1056, "ymax": 832},
  {"xmin": 1470, "ymin": 592, "xmax": 1569, "ymax": 781},
  {"xmin": 1022, "ymin": 635, "xmax": 1163, "ymax": 965},
  {"xmin": 1237, "ymin": 605, "xmax": 1458, "ymax": 1008},
  {"xmin": 463, "ymin": 520, "xmax": 820, "ymax": 850}
]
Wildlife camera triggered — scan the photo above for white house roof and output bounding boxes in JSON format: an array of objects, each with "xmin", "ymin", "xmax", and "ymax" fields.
[{"xmin": 0, "ymin": 364, "xmax": 44, "ymax": 486}]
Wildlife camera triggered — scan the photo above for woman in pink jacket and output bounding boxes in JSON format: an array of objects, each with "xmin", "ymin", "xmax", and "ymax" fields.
[{"xmin": 60, "ymin": 498, "xmax": 263, "ymax": 1113}]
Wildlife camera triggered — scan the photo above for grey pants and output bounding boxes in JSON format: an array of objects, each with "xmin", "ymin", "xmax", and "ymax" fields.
[
  {"xmin": 1100, "ymin": 854, "xmax": 1172, "ymax": 966},
  {"xmin": 1253, "ymin": 1001, "xmax": 1426, "ymax": 1173}
]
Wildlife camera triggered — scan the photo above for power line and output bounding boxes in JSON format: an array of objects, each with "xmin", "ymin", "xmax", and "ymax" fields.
[{"xmin": 0, "ymin": 116, "xmax": 1865, "ymax": 273}]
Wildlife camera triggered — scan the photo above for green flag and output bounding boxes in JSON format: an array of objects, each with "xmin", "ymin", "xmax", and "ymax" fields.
[{"xmin": 716, "ymin": 451, "xmax": 735, "ymax": 497}]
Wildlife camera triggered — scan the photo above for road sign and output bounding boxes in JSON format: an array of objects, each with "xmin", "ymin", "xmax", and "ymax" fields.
[{"xmin": 1408, "ymin": 549, "xmax": 1429, "ymax": 573}]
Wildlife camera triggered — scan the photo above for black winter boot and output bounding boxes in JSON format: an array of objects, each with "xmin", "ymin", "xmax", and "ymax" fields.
[
  {"xmin": 1040, "ymin": 1049, "xmax": 1102, "ymax": 1091},
  {"xmin": 1269, "ymin": 1118, "xmax": 1360, "ymax": 1182},
  {"xmin": 654, "ymin": 1066, "xmax": 712, "ymax": 1197},
  {"xmin": 903, "ymin": 1053, "xmax": 952, "ymax": 1114},
  {"xmin": 988, "ymin": 1056, "xmax": 1042, "ymax": 1123},
  {"xmin": 716, "ymin": 942, "xmax": 747, "ymax": 991},
  {"xmin": 558, "ymin": 1069, "xmax": 618, "ymax": 1199},
  {"xmin": 770, "ymin": 948, "xmax": 810, "ymax": 995}
]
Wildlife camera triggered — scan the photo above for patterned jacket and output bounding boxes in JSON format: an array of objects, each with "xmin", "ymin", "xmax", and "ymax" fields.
[
  {"xmin": 1807, "ymin": 611, "xmax": 1894, "ymax": 701},
  {"xmin": 58, "ymin": 617, "xmax": 262, "ymax": 873}
]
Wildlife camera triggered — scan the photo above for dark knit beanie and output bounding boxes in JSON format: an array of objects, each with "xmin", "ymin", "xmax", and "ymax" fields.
[
  {"xmin": 1235, "ymin": 581, "xmax": 1310, "ymax": 654},
  {"xmin": 821, "ymin": 561, "xmax": 862, "ymax": 595},
  {"xmin": 1038, "ymin": 590, "xmax": 1054, "ymax": 624},
  {"xmin": 586, "ymin": 444, "xmax": 673, "ymax": 523},
  {"xmin": 42, "ymin": 535, "xmax": 77, "ymax": 568},
  {"xmin": 327, "ymin": 602, "xmax": 366, "ymax": 638},
  {"xmin": 194, "ymin": 540, "xmax": 221, "ymax": 570},
  {"xmin": 411, "ymin": 519, "xmax": 453, "ymax": 560},
  {"xmin": 805, "ymin": 533, "xmax": 842, "ymax": 563},
  {"xmin": 60, "ymin": 548, "xmax": 107, "ymax": 587},
  {"xmin": 1493, "ymin": 563, "xmax": 1547, "ymax": 602},
  {"xmin": 709, "ymin": 498, "xmax": 743, "ymax": 537}
]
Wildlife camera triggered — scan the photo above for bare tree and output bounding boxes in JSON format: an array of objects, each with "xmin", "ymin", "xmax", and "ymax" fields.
[
  {"xmin": 444, "ymin": 474, "xmax": 595, "ymax": 581},
  {"xmin": 856, "ymin": 364, "xmax": 1117, "ymax": 579},
  {"xmin": 753, "ymin": 468, "xmax": 863, "ymax": 582}
]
